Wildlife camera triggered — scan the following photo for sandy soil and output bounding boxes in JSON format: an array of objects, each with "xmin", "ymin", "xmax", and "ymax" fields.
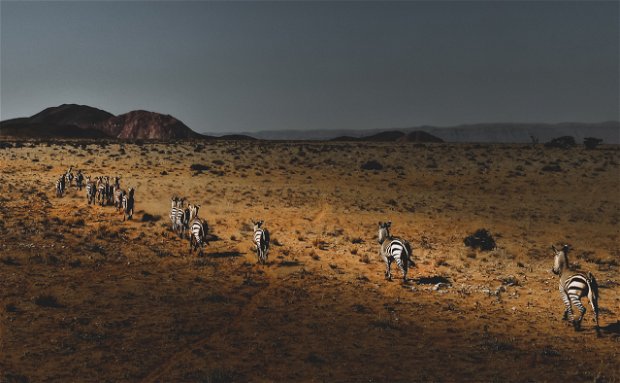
[{"xmin": 0, "ymin": 140, "xmax": 619, "ymax": 382}]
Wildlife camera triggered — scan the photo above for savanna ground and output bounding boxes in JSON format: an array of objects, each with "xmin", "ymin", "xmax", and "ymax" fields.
[{"xmin": 0, "ymin": 139, "xmax": 619, "ymax": 383}]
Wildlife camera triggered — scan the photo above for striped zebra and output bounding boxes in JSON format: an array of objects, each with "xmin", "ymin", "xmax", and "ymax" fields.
[
  {"xmin": 76, "ymin": 170, "xmax": 84, "ymax": 191},
  {"xmin": 122, "ymin": 188, "xmax": 135, "ymax": 221},
  {"xmin": 252, "ymin": 220, "xmax": 270, "ymax": 264},
  {"xmin": 378, "ymin": 221, "xmax": 414, "ymax": 283},
  {"xmin": 178, "ymin": 204, "xmax": 191, "ymax": 239},
  {"xmin": 114, "ymin": 187, "xmax": 126, "ymax": 211},
  {"xmin": 96, "ymin": 177, "xmax": 106, "ymax": 206},
  {"xmin": 65, "ymin": 166, "xmax": 74, "ymax": 187},
  {"xmin": 55, "ymin": 175, "xmax": 66, "ymax": 197},
  {"xmin": 170, "ymin": 197, "xmax": 184, "ymax": 233},
  {"xmin": 188, "ymin": 204, "xmax": 208, "ymax": 255},
  {"xmin": 551, "ymin": 245, "xmax": 600, "ymax": 333},
  {"xmin": 85, "ymin": 176, "xmax": 96, "ymax": 204}
]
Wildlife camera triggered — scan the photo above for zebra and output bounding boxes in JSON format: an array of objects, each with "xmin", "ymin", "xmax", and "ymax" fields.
[
  {"xmin": 177, "ymin": 204, "xmax": 191, "ymax": 239},
  {"xmin": 76, "ymin": 170, "xmax": 84, "ymax": 191},
  {"xmin": 122, "ymin": 187, "xmax": 135, "ymax": 221},
  {"xmin": 551, "ymin": 244, "xmax": 600, "ymax": 333},
  {"xmin": 85, "ymin": 176, "xmax": 96, "ymax": 204},
  {"xmin": 106, "ymin": 176, "xmax": 119, "ymax": 205},
  {"xmin": 65, "ymin": 166, "xmax": 74, "ymax": 187},
  {"xmin": 252, "ymin": 219, "xmax": 270, "ymax": 264},
  {"xmin": 170, "ymin": 197, "xmax": 179, "ymax": 231},
  {"xmin": 378, "ymin": 221, "xmax": 414, "ymax": 283},
  {"xmin": 95, "ymin": 177, "xmax": 106, "ymax": 206},
  {"xmin": 55, "ymin": 174, "xmax": 66, "ymax": 197},
  {"xmin": 170, "ymin": 197, "xmax": 185, "ymax": 233},
  {"xmin": 114, "ymin": 187, "xmax": 126, "ymax": 211},
  {"xmin": 188, "ymin": 205, "xmax": 208, "ymax": 255}
]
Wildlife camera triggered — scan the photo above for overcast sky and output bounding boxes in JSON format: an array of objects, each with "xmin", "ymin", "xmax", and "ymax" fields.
[{"xmin": 1, "ymin": 1, "xmax": 618, "ymax": 134}]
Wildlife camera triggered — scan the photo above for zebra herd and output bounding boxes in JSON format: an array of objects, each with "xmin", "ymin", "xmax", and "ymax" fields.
[
  {"xmin": 169, "ymin": 197, "xmax": 209, "ymax": 255},
  {"xmin": 54, "ymin": 166, "xmax": 602, "ymax": 333},
  {"xmin": 54, "ymin": 166, "xmax": 135, "ymax": 221}
]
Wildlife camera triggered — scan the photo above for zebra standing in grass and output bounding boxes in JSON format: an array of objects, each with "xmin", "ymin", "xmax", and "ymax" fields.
[
  {"xmin": 252, "ymin": 219, "xmax": 270, "ymax": 264},
  {"xmin": 551, "ymin": 244, "xmax": 600, "ymax": 333},
  {"xmin": 55, "ymin": 174, "xmax": 66, "ymax": 197},
  {"xmin": 76, "ymin": 170, "xmax": 84, "ymax": 191},
  {"xmin": 177, "ymin": 204, "xmax": 191, "ymax": 239},
  {"xmin": 65, "ymin": 166, "xmax": 74, "ymax": 187},
  {"xmin": 378, "ymin": 221, "xmax": 414, "ymax": 283},
  {"xmin": 85, "ymin": 176, "xmax": 96, "ymax": 204},
  {"xmin": 188, "ymin": 204, "xmax": 208, "ymax": 255},
  {"xmin": 122, "ymin": 188, "xmax": 135, "ymax": 221},
  {"xmin": 114, "ymin": 187, "xmax": 126, "ymax": 212},
  {"xmin": 170, "ymin": 197, "xmax": 184, "ymax": 233},
  {"xmin": 170, "ymin": 197, "xmax": 179, "ymax": 231}
]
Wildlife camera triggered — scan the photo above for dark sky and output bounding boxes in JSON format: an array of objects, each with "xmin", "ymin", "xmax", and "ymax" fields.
[{"xmin": 1, "ymin": 1, "xmax": 618, "ymax": 134}]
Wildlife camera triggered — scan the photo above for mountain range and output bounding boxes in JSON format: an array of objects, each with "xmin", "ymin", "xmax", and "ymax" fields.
[{"xmin": 1, "ymin": 104, "xmax": 618, "ymax": 143}]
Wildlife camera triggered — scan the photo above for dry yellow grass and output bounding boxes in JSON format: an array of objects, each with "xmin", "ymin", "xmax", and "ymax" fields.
[{"xmin": 0, "ymin": 140, "xmax": 619, "ymax": 382}]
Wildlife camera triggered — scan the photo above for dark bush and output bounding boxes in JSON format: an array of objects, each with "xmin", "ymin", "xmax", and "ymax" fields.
[
  {"xmin": 544, "ymin": 136, "xmax": 576, "ymax": 149},
  {"xmin": 361, "ymin": 160, "xmax": 383, "ymax": 171},
  {"xmin": 141, "ymin": 213, "xmax": 160, "ymax": 222},
  {"xmin": 464, "ymin": 229, "xmax": 496, "ymax": 251},
  {"xmin": 190, "ymin": 164, "xmax": 210, "ymax": 171}
]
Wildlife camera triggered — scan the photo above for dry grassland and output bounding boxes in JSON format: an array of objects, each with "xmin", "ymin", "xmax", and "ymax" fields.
[{"xmin": 0, "ymin": 140, "xmax": 619, "ymax": 382}]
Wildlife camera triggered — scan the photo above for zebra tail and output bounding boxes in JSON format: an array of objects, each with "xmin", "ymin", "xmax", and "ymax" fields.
[
  {"xmin": 586, "ymin": 272, "xmax": 599, "ymax": 307},
  {"xmin": 404, "ymin": 241, "xmax": 415, "ymax": 267}
]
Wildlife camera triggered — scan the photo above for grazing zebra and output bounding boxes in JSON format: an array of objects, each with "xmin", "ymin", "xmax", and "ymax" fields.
[
  {"xmin": 55, "ymin": 175, "xmax": 66, "ymax": 197},
  {"xmin": 85, "ymin": 176, "xmax": 96, "ymax": 204},
  {"xmin": 122, "ymin": 188, "xmax": 135, "ymax": 220},
  {"xmin": 252, "ymin": 219, "xmax": 270, "ymax": 264},
  {"xmin": 551, "ymin": 245, "xmax": 600, "ymax": 333},
  {"xmin": 378, "ymin": 221, "xmax": 414, "ymax": 283},
  {"xmin": 76, "ymin": 170, "xmax": 84, "ymax": 191}
]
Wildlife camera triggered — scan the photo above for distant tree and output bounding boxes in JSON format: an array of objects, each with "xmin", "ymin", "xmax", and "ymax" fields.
[
  {"xmin": 544, "ymin": 136, "xmax": 576, "ymax": 149},
  {"xmin": 584, "ymin": 137, "xmax": 603, "ymax": 150},
  {"xmin": 529, "ymin": 134, "xmax": 539, "ymax": 145}
]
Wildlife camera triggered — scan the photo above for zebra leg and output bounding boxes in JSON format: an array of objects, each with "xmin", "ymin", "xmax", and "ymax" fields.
[
  {"xmin": 396, "ymin": 257, "xmax": 408, "ymax": 283},
  {"xmin": 569, "ymin": 294, "xmax": 586, "ymax": 330},
  {"xmin": 385, "ymin": 257, "xmax": 393, "ymax": 281},
  {"xmin": 560, "ymin": 289, "xmax": 573, "ymax": 321}
]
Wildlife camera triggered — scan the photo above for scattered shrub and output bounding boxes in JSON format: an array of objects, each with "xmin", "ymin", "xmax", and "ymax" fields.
[
  {"xmin": 190, "ymin": 164, "xmax": 210, "ymax": 171},
  {"xmin": 361, "ymin": 160, "xmax": 383, "ymax": 171},
  {"xmin": 464, "ymin": 229, "xmax": 496, "ymax": 251},
  {"xmin": 544, "ymin": 136, "xmax": 576, "ymax": 149}
]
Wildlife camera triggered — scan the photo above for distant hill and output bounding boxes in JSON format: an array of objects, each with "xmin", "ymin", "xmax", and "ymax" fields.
[
  {"xmin": 242, "ymin": 121, "xmax": 620, "ymax": 144},
  {"xmin": 398, "ymin": 131, "xmax": 444, "ymax": 143},
  {"xmin": 29, "ymin": 104, "xmax": 114, "ymax": 129},
  {"xmin": 0, "ymin": 104, "xmax": 204, "ymax": 140},
  {"xmin": 330, "ymin": 130, "xmax": 444, "ymax": 143},
  {"xmin": 359, "ymin": 130, "xmax": 406, "ymax": 142}
]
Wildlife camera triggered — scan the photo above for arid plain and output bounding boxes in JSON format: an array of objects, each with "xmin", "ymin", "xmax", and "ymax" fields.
[{"xmin": 1, "ymin": 140, "xmax": 619, "ymax": 382}]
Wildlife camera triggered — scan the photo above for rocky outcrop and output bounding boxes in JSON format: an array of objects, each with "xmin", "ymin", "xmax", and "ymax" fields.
[{"xmin": 95, "ymin": 110, "xmax": 200, "ymax": 140}]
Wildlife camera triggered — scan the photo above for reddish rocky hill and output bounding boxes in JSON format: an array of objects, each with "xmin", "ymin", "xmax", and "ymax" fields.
[{"xmin": 95, "ymin": 110, "xmax": 201, "ymax": 139}]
